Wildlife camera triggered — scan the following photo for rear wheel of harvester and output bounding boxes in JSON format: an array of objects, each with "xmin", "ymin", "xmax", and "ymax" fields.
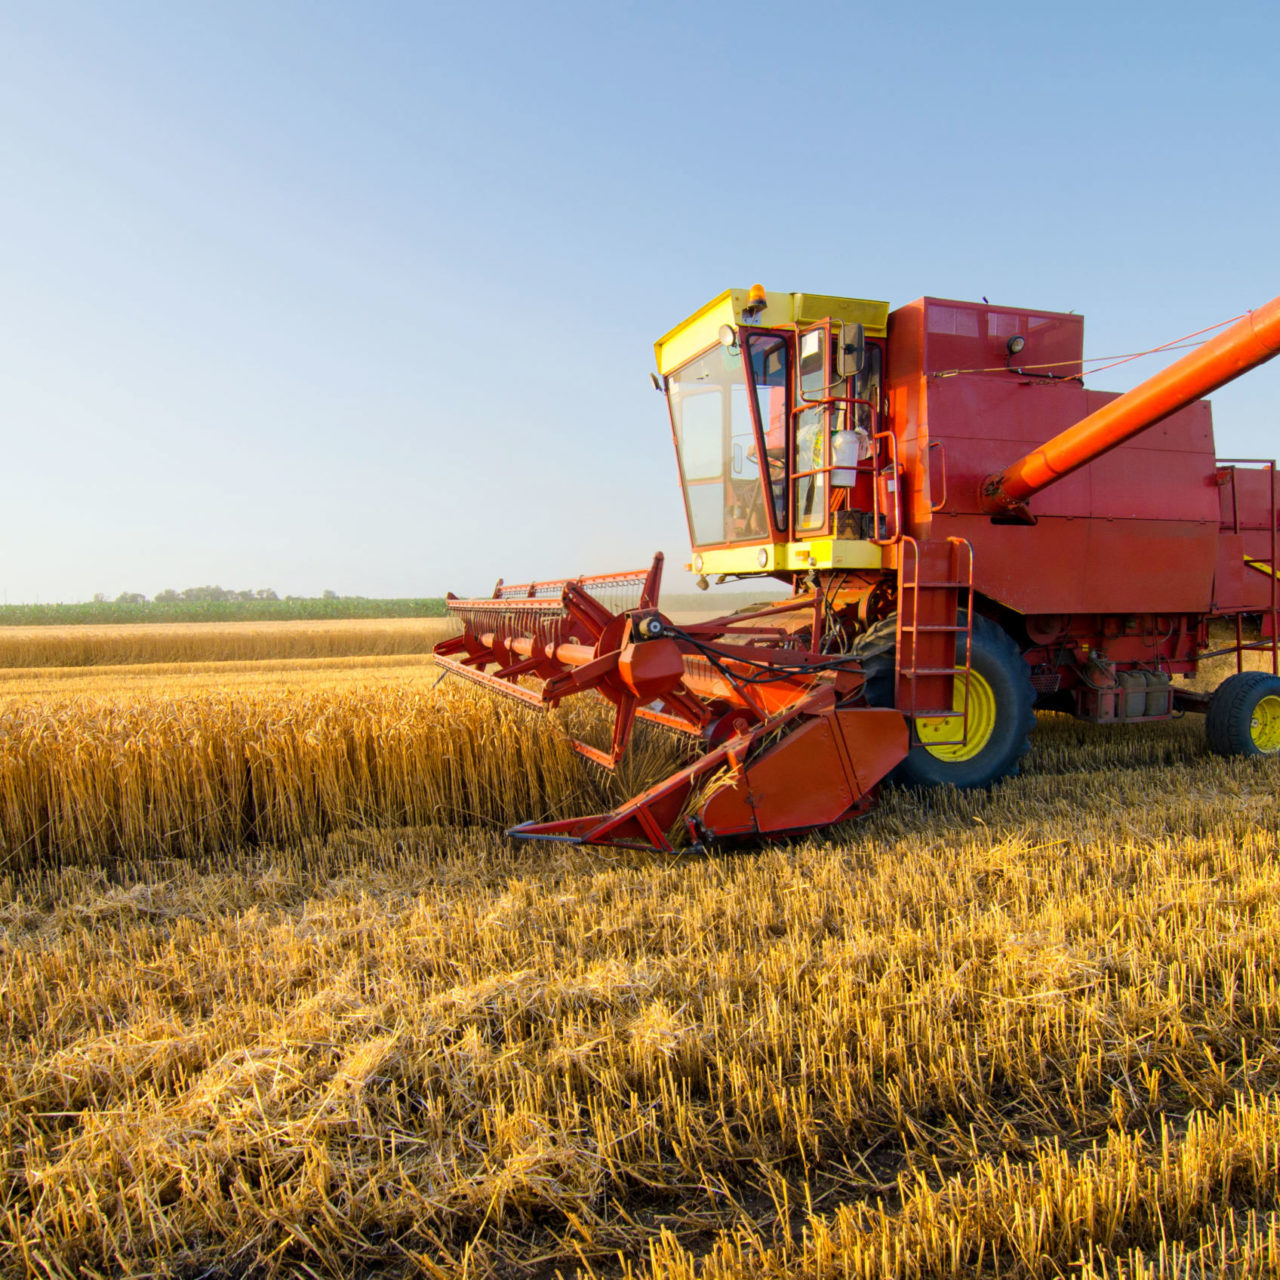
[
  {"xmin": 856, "ymin": 614, "xmax": 1036, "ymax": 788},
  {"xmin": 1205, "ymin": 671, "xmax": 1280, "ymax": 756}
]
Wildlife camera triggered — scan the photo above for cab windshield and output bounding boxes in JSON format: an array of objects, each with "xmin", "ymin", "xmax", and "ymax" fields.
[{"xmin": 667, "ymin": 344, "xmax": 769, "ymax": 547}]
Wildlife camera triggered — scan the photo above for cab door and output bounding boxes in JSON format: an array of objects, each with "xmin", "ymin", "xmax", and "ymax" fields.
[{"xmin": 792, "ymin": 321, "xmax": 834, "ymax": 537}]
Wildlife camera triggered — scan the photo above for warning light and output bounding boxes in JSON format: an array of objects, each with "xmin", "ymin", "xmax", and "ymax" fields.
[{"xmin": 743, "ymin": 283, "xmax": 767, "ymax": 318}]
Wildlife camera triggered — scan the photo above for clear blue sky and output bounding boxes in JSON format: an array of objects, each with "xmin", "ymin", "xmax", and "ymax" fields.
[{"xmin": 2, "ymin": 1, "xmax": 1278, "ymax": 602}]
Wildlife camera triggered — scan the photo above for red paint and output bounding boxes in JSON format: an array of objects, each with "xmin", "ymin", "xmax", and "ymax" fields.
[
  {"xmin": 981, "ymin": 296, "xmax": 1280, "ymax": 514},
  {"xmin": 437, "ymin": 293, "xmax": 1280, "ymax": 851}
]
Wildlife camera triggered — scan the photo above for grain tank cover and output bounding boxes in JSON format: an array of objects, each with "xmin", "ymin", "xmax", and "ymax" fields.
[
  {"xmin": 916, "ymin": 298, "xmax": 1083, "ymax": 379},
  {"xmin": 654, "ymin": 288, "xmax": 890, "ymax": 376}
]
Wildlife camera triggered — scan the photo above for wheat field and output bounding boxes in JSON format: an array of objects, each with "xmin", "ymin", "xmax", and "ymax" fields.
[
  {"xmin": 0, "ymin": 617, "xmax": 459, "ymax": 670},
  {"xmin": 1, "ymin": 638, "xmax": 1278, "ymax": 1278}
]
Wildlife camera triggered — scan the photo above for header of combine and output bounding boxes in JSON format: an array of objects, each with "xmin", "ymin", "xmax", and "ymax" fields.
[{"xmin": 437, "ymin": 284, "xmax": 1280, "ymax": 853}]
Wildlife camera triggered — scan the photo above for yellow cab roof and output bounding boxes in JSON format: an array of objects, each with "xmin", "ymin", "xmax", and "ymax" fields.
[{"xmin": 654, "ymin": 288, "xmax": 890, "ymax": 376}]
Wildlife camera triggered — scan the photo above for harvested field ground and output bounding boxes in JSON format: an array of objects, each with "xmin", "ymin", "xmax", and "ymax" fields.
[{"xmin": 1, "ymin": 631, "xmax": 1279, "ymax": 1278}]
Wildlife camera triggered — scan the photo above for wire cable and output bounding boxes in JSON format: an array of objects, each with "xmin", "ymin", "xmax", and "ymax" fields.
[
  {"xmin": 930, "ymin": 311, "xmax": 1247, "ymax": 380},
  {"xmin": 663, "ymin": 624, "xmax": 865, "ymax": 690}
]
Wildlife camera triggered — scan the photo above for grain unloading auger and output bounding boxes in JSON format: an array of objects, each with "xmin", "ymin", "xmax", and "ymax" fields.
[{"xmin": 438, "ymin": 287, "xmax": 1280, "ymax": 852}]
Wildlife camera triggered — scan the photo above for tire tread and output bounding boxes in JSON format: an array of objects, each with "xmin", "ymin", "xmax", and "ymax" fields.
[
  {"xmin": 860, "ymin": 613, "xmax": 1035, "ymax": 789},
  {"xmin": 1206, "ymin": 670, "xmax": 1280, "ymax": 756}
]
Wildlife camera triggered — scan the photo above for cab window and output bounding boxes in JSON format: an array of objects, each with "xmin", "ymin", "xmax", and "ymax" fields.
[{"xmin": 667, "ymin": 343, "xmax": 771, "ymax": 548}]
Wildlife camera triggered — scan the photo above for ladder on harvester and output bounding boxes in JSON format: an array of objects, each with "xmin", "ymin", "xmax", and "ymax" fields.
[
  {"xmin": 896, "ymin": 536, "xmax": 974, "ymax": 744},
  {"xmin": 1219, "ymin": 457, "xmax": 1279, "ymax": 675}
]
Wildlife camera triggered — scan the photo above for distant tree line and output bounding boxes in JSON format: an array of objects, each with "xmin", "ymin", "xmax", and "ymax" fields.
[
  {"xmin": 2, "ymin": 590, "xmax": 448, "ymax": 626},
  {"xmin": 98, "ymin": 586, "xmax": 331, "ymax": 604}
]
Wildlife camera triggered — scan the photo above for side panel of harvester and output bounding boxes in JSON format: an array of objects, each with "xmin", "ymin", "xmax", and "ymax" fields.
[
  {"xmin": 1214, "ymin": 465, "xmax": 1278, "ymax": 619},
  {"xmin": 937, "ymin": 388, "xmax": 1219, "ymax": 615},
  {"xmin": 887, "ymin": 297, "xmax": 1223, "ymax": 616}
]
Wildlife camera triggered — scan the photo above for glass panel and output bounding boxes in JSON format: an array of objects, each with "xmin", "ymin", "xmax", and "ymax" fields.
[
  {"xmin": 853, "ymin": 343, "xmax": 881, "ymax": 432},
  {"xmin": 794, "ymin": 407, "xmax": 826, "ymax": 531},
  {"xmin": 678, "ymin": 386, "xmax": 722, "ymax": 480},
  {"xmin": 687, "ymin": 480, "xmax": 725, "ymax": 545},
  {"xmin": 799, "ymin": 327, "xmax": 826, "ymax": 391},
  {"xmin": 794, "ymin": 326, "xmax": 828, "ymax": 533},
  {"xmin": 667, "ymin": 344, "xmax": 769, "ymax": 548},
  {"xmin": 729, "ymin": 385, "xmax": 769, "ymax": 539},
  {"xmin": 746, "ymin": 332, "xmax": 788, "ymax": 531}
]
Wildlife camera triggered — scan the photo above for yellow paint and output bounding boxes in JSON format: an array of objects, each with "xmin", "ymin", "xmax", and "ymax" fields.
[
  {"xmin": 1253, "ymin": 694, "xmax": 1280, "ymax": 752},
  {"xmin": 1244, "ymin": 555, "xmax": 1280, "ymax": 580},
  {"xmin": 689, "ymin": 539, "xmax": 883, "ymax": 576},
  {"xmin": 916, "ymin": 667, "xmax": 997, "ymax": 761},
  {"xmin": 793, "ymin": 293, "xmax": 891, "ymax": 334},
  {"xmin": 654, "ymin": 292, "xmax": 739, "ymax": 378},
  {"xmin": 654, "ymin": 288, "xmax": 891, "ymax": 376}
]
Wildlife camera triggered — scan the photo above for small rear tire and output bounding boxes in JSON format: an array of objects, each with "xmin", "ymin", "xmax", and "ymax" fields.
[{"xmin": 1205, "ymin": 671, "xmax": 1280, "ymax": 756}]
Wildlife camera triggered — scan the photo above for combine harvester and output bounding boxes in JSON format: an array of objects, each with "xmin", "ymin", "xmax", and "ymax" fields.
[{"xmin": 436, "ymin": 287, "xmax": 1280, "ymax": 851}]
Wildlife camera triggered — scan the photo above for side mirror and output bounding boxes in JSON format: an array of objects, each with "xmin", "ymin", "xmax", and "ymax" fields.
[{"xmin": 837, "ymin": 322, "xmax": 866, "ymax": 378}]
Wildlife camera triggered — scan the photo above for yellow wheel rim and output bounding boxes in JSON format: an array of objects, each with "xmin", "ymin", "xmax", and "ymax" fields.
[
  {"xmin": 1252, "ymin": 694, "xmax": 1280, "ymax": 752},
  {"xmin": 916, "ymin": 667, "xmax": 998, "ymax": 762}
]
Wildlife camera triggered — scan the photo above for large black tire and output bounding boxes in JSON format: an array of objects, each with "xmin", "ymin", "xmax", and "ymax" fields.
[
  {"xmin": 1205, "ymin": 671, "xmax": 1280, "ymax": 757},
  {"xmin": 856, "ymin": 614, "xmax": 1035, "ymax": 789}
]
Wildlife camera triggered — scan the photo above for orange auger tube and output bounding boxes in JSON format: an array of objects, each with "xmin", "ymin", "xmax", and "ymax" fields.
[{"xmin": 980, "ymin": 295, "xmax": 1280, "ymax": 519}]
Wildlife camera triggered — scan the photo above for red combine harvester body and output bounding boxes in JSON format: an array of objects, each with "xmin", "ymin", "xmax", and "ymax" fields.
[{"xmin": 436, "ymin": 289, "xmax": 1280, "ymax": 852}]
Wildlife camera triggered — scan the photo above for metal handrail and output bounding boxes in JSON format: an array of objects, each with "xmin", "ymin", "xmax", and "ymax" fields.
[
  {"xmin": 929, "ymin": 440, "xmax": 948, "ymax": 513},
  {"xmin": 788, "ymin": 392, "xmax": 881, "ymax": 539},
  {"xmin": 870, "ymin": 429, "xmax": 902, "ymax": 545}
]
